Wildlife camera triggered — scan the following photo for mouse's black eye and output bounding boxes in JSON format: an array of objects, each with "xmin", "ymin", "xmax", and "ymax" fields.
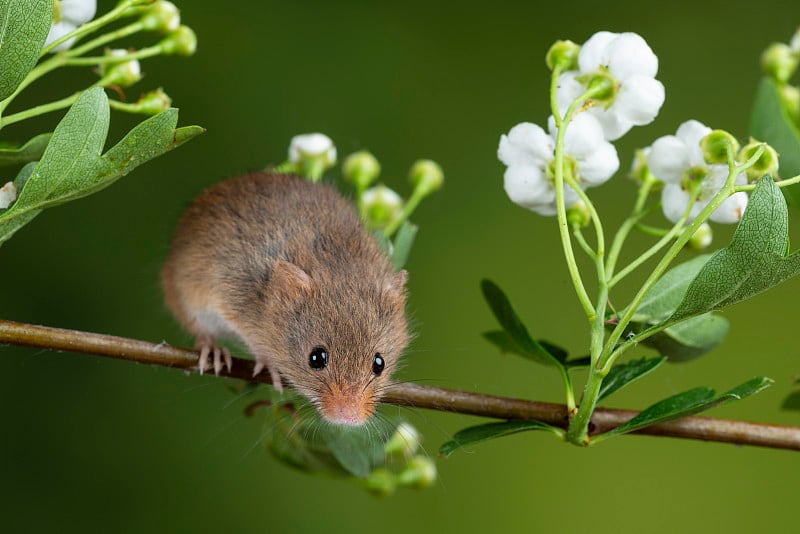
[
  {"xmin": 308, "ymin": 346, "xmax": 328, "ymax": 370},
  {"xmin": 372, "ymin": 353, "xmax": 385, "ymax": 376}
]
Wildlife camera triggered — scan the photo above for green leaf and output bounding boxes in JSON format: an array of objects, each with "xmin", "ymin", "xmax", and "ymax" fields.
[
  {"xmin": 781, "ymin": 390, "xmax": 800, "ymax": 411},
  {"xmin": 641, "ymin": 313, "xmax": 729, "ymax": 362},
  {"xmin": 598, "ymin": 377, "xmax": 772, "ymax": 440},
  {"xmin": 632, "ymin": 254, "xmax": 711, "ymax": 323},
  {"xmin": 481, "ymin": 279, "xmax": 565, "ymax": 369},
  {"xmin": 598, "ymin": 356, "xmax": 666, "ymax": 401},
  {"xmin": 750, "ymin": 78, "xmax": 800, "ymax": 207},
  {"xmin": 440, "ymin": 420, "xmax": 558, "ymax": 458},
  {"xmin": 390, "ymin": 220, "xmax": 417, "ymax": 270},
  {"xmin": 482, "ymin": 329, "xmax": 587, "ymax": 367},
  {"xmin": 320, "ymin": 425, "xmax": 387, "ymax": 478},
  {"xmin": 0, "ymin": 162, "xmax": 39, "ymax": 245},
  {"xmin": 0, "ymin": 88, "xmax": 204, "ymax": 245},
  {"xmin": 0, "ymin": 0, "xmax": 51, "ymax": 101},
  {"xmin": 670, "ymin": 177, "xmax": 800, "ymax": 322},
  {"xmin": 0, "ymin": 133, "xmax": 52, "ymax": 166}
]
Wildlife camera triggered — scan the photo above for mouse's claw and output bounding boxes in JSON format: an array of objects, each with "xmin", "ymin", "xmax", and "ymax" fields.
[
  {"xmin": 195, "ymin": 336, "xmax": 232, "ymax": 376},
  {"xmin": 253, "ymin": 360, "xmax": 283, "ymax": 393}
]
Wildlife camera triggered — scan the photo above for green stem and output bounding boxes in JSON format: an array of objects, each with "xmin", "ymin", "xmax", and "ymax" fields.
[
  {"xmin": 600, "ymin": 146, "xmax": 766, "ymax": 373},
  {"xmin": 572, "ymin": 225, "xmax": 596, "ymax": 259},
  {"xmin": 67, "ymin": 21, "xmax": 147, "ymax": 58},
  {"xmin": 64, "ymin": 45, "xmax": 164, "ymax": 66},
  {"xmin": 383, "ymin": 188, "xmax": 424, "ymax": 237},
  {"xmin": 605, "ymin": 175, "xmax": 655, "ymax": 279},
  {"xmin": 550, "ymin": 66, "xmax": 602, "ymax": 320},
  {"xmin": 736, "ymin": 171, "xmax": 800, "ymax": 192},
  {"xmin": 635, "ymin": 223, "xmax": 670, "ymax": 237},
  {"xmin": 608, "ymin": 216, "xmax": 687, "ymax": 289},
  {"xmin": 566, "ymin": 364, "xmax": 605, "ymax": 445},
  {"xmin": 2, "ymin": 76, "xmax": 113, "ymax": 127},
  {"xmin": 40, "ymin": 0, "xmax": 148, "ymax": 57}
]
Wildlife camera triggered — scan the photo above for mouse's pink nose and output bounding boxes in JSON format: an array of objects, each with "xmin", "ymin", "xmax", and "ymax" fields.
[{"xmin": 320, "ymin": 389, "xmax": 373, "ymax": 426}]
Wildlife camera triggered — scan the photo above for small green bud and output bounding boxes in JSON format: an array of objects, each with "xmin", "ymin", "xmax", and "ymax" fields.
[
  {"xmin": 396, "ymin": 456, "xmax": 437, "ymax": 489},
  {"xmin": 546, "ymin": 40, "xmax": 580, "ymax": 71},
  {"xmin": 761, "ymin": 43, "xmax": 798, "ymax": 84},
  {"xmin": 141, "ymin": 1, "xmax": 181, "ymax": 33},
  {"xmin": 700, "ymin": 130, "xmax": 740, "ymax": 164},
  {"xmin": 365, "ymin": 468, "xmax": 396, "ymax": 497},
  {"xmin": 99, "ymin": 49, "xmax": 142, "ymax": 87},
  {"xmin": 567, "ymin": 200, "xmax": 590, "ymax": 228},
  {"xmin": 383, "ymin": 422, "xmax": 421, "ymax": 459},
  {"xmin": 577, "ymin": 71, "xmax": 616, "ymax": 107},
  {"xmin": 779, "ymin": 84, "xmax": 800, "ymax": 125},
  {"xmin": 790, "ymin": 27, "xmax": 800, "ymax": 55},
  {"xmin": 688, "ymin": 222, "xmax": 712, "ymax": 250},
  {"xmin": 135, "ymin": 88, "xmax": 172, "ymax": 115},
  {"xmin": 408, "ymin": 159, "xmax": 444, "ymax": 199},
  {"xmin": 160, "ymin": 25, "xmax": 197, "ymax": 56},
  {"xmin": 343, "ymin": 151, "xmax": 381, "ymax": 191},
  {"xmin": 738, "ymin": 140, "xmax": 780, "ymax": 182},
  {"xmin": 359, "ymin": 184, "xmax": 403, "ymax": 228}
]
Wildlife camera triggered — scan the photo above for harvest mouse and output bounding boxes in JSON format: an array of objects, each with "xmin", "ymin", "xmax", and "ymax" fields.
[{"xmin": 161, "ymin": 172, "xmax": 410, "ymax": 425}]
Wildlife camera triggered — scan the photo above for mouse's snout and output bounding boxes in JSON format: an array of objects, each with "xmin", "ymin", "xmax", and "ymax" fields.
[{"xmin": 319, "ymin": 385, "xmax": 375, "ymax": 426}]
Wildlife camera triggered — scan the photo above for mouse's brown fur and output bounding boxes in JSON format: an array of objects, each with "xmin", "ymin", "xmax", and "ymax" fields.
[{"xmin": 161, "ymin": 172, "xmax": 409, "ymax": 425}]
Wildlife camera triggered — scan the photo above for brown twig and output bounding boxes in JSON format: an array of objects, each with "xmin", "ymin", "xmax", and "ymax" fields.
[{"xmin": 2, "ymin": 319, "xmax": 799, "ymax": 451}]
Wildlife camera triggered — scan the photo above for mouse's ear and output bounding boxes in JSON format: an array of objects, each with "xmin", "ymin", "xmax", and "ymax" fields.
[
  {"xmin": 382, "ymin": 269, "xmax": 408, "ymax": 303},
  {"xmin": 271, "ymin": 260, "xmax": 314, "ymax": 299}
]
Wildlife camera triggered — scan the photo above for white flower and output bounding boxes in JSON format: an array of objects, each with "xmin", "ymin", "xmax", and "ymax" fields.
[
  {"xmin": 648, "ymin": 120, "xmax": 748, "ymax": 224},
  {"xmin": 557, "ymin": 31, "xmax": 665, "ymax": 141},
  {"xmin": 45, "ymin": 0, "xmax": 97, "ymax": 52},
  {"xmin": 288, "ymin": 133, "xmax": 337, "ymax": 166},
  {"xmin": 100, "ymin": 49, "xmax": 142, "ymax": 87},
  {"xmin": 498, "ymin": 114, "xmax": 618, "ymax": 215},
  {"xmin": 0, "ymin": 181, "xmax": 17, "ymax": 209}
]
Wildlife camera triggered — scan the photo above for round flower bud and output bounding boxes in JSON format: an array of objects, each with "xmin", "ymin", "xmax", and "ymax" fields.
[
  {"xmin": 383, "ymin": 422, "xmax": 421, "ymax": 459},
  {"xmin": 141, "ymin": 1, "xmax": 181, "ymax": 33},
  {"xmin": 289, "ymin": 133, "xmax": 337, "ymax": 168},
  {"xmin": 359, "ymin": 184, "xmax": 403, "ymax": 228},
  {"xmin": 779, "ymin": 84, "xmax": 800, "ymax": 125},
  {"xmin": 567, "ymin": 200, "xmax": 590, "ymax": 228},
  {"xmin": 396, "ymin": 456, "xmax": 437, "ymax": 489},
  {"xmin": 578, "ymin": 70, "xmax": 617, "ymax": 104},
  {"xmin": 738, "ymin": 141, "xmax": 780, "ymax": 182},
  {"xmin": 135, "ymin": 88, "xmax": 172, "ymax": 115},
  {"xmin": 99, "ymin": 49, "xmax": 142, "ymax": 87},
  {"xmin": 343, "ymin": 151, "xmax": 380, "ymax": 191},
  {"xmin": 0, "ymin": 181, "xmax": 17, "ymax": 210},
  {"xmin": 688, "ymin": 222, "xmax": 713, "ymax": 250},
  {"xmin": 546, "ymin": 40, "xmax": 580, "ymax": 71},
  {"xmin": 409, "ymin": 159, "xmax": 444, "ymax": 199},
  {"xmin": 160, "ymin": 25, "xmax": 197, "ymax": 56},
  {"xmin": 791, "ymin": 27, "xmax": 800, "ymax": 55},
  {"xmin": 761, "ymin": 43, "xmax": 798, "ymax": 84},
  {"xmin": 365, "ymin": 468, "xmax": 396, "ymax": 497},
  {"xmin": 700, "ymin": 130, "xmax": 740, "ymax": 164}
]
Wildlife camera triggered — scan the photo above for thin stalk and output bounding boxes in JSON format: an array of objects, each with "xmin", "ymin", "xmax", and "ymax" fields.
[
  {"xmin": 605, "ymin": 176, "xmax": 655, "ymax": 279},
  {"xmin": 67, "ymin": 21, "xmax": 147, "ymax": 58},
  {"xmin": 736, "ymin": 172, "xmax": 800, "ymax": 192},
  {"xmin": 64, "ymin": 45, "xmax": 163, "ymax": 66}
]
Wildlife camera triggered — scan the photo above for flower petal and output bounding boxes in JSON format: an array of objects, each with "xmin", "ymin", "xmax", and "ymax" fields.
[
  {"xmin": 605, "ymin": 32, "xmax": 658, "ymax": 80},
  {"xmin": 577, "ymin": 141, "xmax": 619, "ymax": 186},
  {"xmin": 61, "ymin": 0, "xmax": 97, "ymax": 25},
  {"xmin": 577, "ymin": 31, "xmax": 618, "ymax": 73},
  {"xmin": 498, "ymin": 122, "xmax": 553, "ymax": 167},
  {"xmin": 709, "ymin": 191, "xmax": 748, "ymax": 223},
  {"xmin": 613, "ymin": 75, "xmax": 664, "ymax": 125},
  {"xmin": 675, "ymin": 120, "xmax": 711, "ymax": 166},
  {"xmin": 44, "ymin": 21, "xmax": 78, "ymax": 51},
  {"xmin": 587, "ymin": 107, "xmax": 633, "ymax": 141},
  {"xmin": 647, "ymin": 135, "xmax": 689, "ymax": 183},
  {"xmin": 661, "ymin": 183, "xmax": 691, "ymax": 223},
  {"xmin": 503, "ymin": 165, "xmax": 553, "ymax": 209},
  {"xmin": 549, "ymin": 113, "xmax": 605, "ymax": 159},
  {"xmin": 555, "ymin": 71, "xmax": 584, "ymax": 116}
]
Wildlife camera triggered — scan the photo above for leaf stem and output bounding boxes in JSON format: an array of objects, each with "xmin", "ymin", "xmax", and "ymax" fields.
[
  {"xmin": 605, "ymin": 174, "xmax": 656, "ymax": 279},
  {"xmin": 736, "ymin": 172, "xmax": 800, "ymax": 192},
  {"xmin": 64, "ymin": 45, "xmax": 164, "ymax": 66},
  {"xmin": 67, "ymin": 21, "xmax": 147, "ymax": 58}
]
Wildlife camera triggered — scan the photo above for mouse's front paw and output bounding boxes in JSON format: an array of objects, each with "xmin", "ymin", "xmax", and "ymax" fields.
[{"xmin": 195, "ymin": 335, "xmax": 233, "ymax": 376}]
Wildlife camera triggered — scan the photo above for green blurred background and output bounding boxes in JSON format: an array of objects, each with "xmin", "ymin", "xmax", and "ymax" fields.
[{"xmin": 2, "ymin": 0, "xmax": 800, "ymax": 532}]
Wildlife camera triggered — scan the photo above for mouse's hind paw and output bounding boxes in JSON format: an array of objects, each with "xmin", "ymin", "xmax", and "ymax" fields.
[{"xmin": 195, "ymin": 335, "xmax": 233, "ymax": 376}]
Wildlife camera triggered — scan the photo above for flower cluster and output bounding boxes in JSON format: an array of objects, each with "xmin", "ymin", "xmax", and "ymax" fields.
[
  {"xmin": 499, "ymin": 31, "xmax": 663, "ymax": 217},
  {"xmin": 645, "ymin": 120, "xmax": 749, "ymax": 224}
]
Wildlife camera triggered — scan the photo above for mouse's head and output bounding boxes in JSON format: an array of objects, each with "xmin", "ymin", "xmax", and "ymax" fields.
[{"xmin": 263, "ymin": 260, "xmax": 409, "ymax": 426}]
